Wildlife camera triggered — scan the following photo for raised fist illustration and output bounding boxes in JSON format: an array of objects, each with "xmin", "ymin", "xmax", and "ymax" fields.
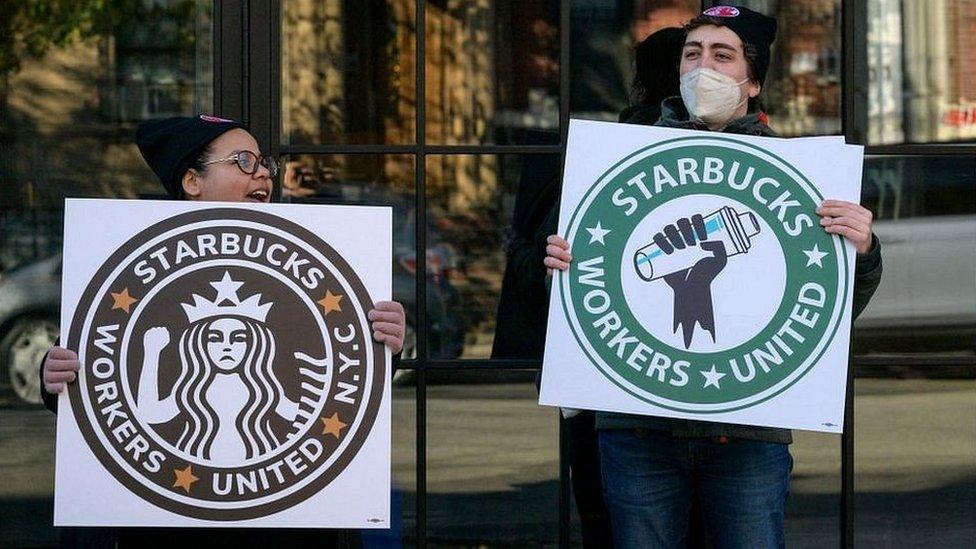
[
  {"xmin": 654, "ymin": 214, "xmax": 728, "ymax": 348},
  {"xmin": 143, "ymin": 326, "xmax": 171, "ymax": 354}
]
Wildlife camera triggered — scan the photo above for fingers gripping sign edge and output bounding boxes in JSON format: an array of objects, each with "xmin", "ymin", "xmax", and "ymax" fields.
[
  {"xmin": 545, "ymin": 234, "xmax": 573, "ymax": 273},
  {"xmin": 44, "ymin": 346, "xmax": 81, "ymax": 394}
]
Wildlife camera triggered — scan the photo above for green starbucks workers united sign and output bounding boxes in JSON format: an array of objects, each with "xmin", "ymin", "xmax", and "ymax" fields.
[{"xmin": 541, "ymin": 121, "xmax": 863, "ymax": 432}]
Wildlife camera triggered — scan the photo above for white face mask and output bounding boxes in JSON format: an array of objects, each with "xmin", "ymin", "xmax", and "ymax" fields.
[{"xmin": 680, "ymin": 67, "xmax": 750, "ymax": 127}]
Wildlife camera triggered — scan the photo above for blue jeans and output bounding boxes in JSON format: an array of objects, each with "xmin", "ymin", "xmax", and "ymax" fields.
[{"xmin": 599, "ymin": 429, "xmax": 792, "ymax": 549}]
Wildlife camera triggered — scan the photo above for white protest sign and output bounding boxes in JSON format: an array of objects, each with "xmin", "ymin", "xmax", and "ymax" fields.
[
  {"xmin": 540, "ymin": 120, "xmax": 864, "ymax": 433},
  {"xmin": 55, "ymin": 199, "xmax": 391, "ymax": 527}
]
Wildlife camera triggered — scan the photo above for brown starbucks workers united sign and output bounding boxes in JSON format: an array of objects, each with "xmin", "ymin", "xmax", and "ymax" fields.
[{"xmin": 66, "ymin": 208, "xmax": 386, "ymax": 520}]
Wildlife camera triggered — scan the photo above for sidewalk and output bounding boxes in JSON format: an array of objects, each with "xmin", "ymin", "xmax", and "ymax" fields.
[{"xmin": 2, "ymin": 379, "xmax": 973, "ymax": 547}]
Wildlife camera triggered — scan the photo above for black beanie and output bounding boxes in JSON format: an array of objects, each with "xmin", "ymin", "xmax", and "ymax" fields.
[
  {"xmin": 136, "ymin": 115, "xmax": 247, "ymax": 199},
  {"xmin": 635, "ymin": 27, "xmax": 685, "ymax": 102},
  {"xmin": 700, "ymin": 5, "xmax": 778, "ymax": 86}
]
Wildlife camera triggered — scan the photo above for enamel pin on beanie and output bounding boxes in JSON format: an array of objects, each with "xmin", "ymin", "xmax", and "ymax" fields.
[{"xmin": 703, "ymin": 5, "xmax": 741, "ymax": 17}]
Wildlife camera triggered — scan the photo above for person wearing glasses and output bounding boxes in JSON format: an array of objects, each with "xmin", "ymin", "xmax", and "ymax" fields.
[{"xmin": 38, "ymin": 115, "xmax": 403, "ymax": 547}]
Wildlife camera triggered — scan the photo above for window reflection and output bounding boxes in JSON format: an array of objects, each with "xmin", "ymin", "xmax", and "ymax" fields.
[
  {"xmin": 281, "ymin": 0, "xmax": 416, "ymax": 145},
  {"xmin": 787, "ymin": 432, "xmax": 840, "ymax": 546},
  {"xmin": 855, "ymin": 156, "xmax": 976, "ymax": 354},
  {"xmin": 0, "ymin": 3, "xmax": 213, "ymax": 546},
  {"xmin": 384, "ymin": 384, "xmax": 417, "ymax": 545},
  {"xmin": 281, "ymin": 155, "xmax": 413, "ymax": 201},
  {"xmin": 425, "ymin": 0, "xmax": 560, "ymax": 145},
  {"xmin": 862, "ymin": 156, "xmax": 976, "ymax": 220},
  {"xmin": 426, "ymin": 154, "xmax": 560, "ymax": 359},
  {"xmin": 868, "ymin": 0, "xmax": 976, "ymax": 144},
  {"xmin": 0, "ymin": 0, "xmax": 213, "ymax": 211},
  {"xmin": 111, "ymin": 5, "xmax": 214, "ymax": 121},
  {"xmin": 570, "ymin": 0, "xmax": 699, "ymax": 121},
  {"xmin": 281, "ymin": 155, "xmax": 423, "ymax": 358},
  {"xmin": 426, "ymin": 377, "xmax": 558, "ymax": 544},
  {"xmin": 721, "ymin": 0, "xmax": 842, "ymax": 136},
  {"xmin": 854, "ymin": 379, "xmax": 976, "ymax": 545}
]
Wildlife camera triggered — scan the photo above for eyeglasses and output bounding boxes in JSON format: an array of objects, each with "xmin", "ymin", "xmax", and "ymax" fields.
[{"xmin": 201, "ymin": 150, "xmax": 279, "ymax": 178}]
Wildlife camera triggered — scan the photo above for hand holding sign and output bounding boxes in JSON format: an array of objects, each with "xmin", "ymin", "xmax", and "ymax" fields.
[
  {"xmin": 544, "ymin": 234, "xmax": 572, "ymax": 275},
  {"xmin": 43, "ymin": 346, "xmax": 80, "ymax": 394},
  {"xmin": 56, "ymin": 200, "xmax": 393, "ymax": 526},
  {"xmin": 817, "ymin": 199, "xmax": 874, "ymax": 254},
  {"xmin": 540, "ymin": 120, "xmax": 867, "ymax": 433}
]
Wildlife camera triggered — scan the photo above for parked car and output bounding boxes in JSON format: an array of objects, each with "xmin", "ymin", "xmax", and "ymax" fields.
[
  {"xmin": 0, "ymin": 255, "xmax": 61, "ymax": 406},
  {"xmin": 853, "ymin": 215, "xmax": 976, "ymax": 354}
]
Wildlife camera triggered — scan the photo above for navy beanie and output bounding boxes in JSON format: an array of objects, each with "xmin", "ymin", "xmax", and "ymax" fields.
[
  {"xmin": 136, "ymin": 115, "xmax": 247, "ymax": 199},
  {"xmin": 635, "ymin": 27, "xmax": 685, "ymax": 101},
  {"xmin": 700, "ymin": 5, "xmax": 778, "ymax": 86}
]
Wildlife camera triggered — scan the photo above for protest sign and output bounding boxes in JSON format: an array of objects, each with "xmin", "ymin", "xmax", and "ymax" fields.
[
  {"xmin": 55, "ymin": 199, "xmax": 391, "ymax": 527},
  {"xmin": 540, "ymin": 120, "xmax": 863, "ymax": 433}
]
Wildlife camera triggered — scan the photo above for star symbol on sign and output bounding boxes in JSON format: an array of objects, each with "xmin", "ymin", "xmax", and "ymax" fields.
[
  {"xmin": 321, "ymin": 413, "xmax": 348, "ymax": 439},
  {"xmin": 110, "ymin": 288, "xmax": 139, "ymax": 314},
  {"xmin": 211, "ymin": 271, "xmax": 245, "ymax": 305},
  {"xmin": 317, "ymin": 291, "xmax": 343, "ymax": 315},
  {"xmin": 701, "ymin": 365, "xmax": 726, "ymax": 389},
  {"xmin": 803, "ymin": 244, "xmax": 829, "ymax": 268},
  {"xmin": 173, "ymin": 465, "xmax": 199, "ymax": 494},
  {"xmin": 586, "ymin": 222, "xmax": 611, "ymax": 245}
]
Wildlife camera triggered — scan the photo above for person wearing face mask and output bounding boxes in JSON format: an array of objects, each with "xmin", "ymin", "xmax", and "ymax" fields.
[
  {"xmin": 38, "ymin": 115, "xmax": 404, "ymax": 548},
  {"xmin": 665, "ymin": 6, "xmax": 775, "ymax": 134},
  {"xmin": 545, "ymin": 6, "xmax": 883, "ymax": 548}
]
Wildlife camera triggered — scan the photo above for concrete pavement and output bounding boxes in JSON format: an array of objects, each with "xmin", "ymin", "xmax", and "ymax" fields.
[{"xmin": 2, "ymin": 379, "xmax": 973, "ymax": 547}]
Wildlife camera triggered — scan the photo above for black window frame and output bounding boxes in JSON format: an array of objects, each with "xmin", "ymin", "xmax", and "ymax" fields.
[{"xmin": 213, "ymin": 1, "xmax": 976, "ymax": 547}]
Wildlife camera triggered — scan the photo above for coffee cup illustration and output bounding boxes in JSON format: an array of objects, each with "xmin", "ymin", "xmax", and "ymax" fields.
[{"xmin": 633, "ymin": 205, "xmax": 760, "ymax": 281}]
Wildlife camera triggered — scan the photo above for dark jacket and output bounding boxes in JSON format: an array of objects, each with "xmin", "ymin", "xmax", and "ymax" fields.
[
  {"xmin": 594, "ymin": 97, "xmax": 884, "ymax": 444},
  {"xmin": 491, "ymin": 154, "xmax": 561, "ymax": 360},
  {"xmin": 617, "ymin": 103, "xmax": 663, "ymax": 126}
]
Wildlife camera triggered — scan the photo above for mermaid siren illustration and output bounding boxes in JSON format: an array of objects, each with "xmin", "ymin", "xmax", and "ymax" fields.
[{"xmin": 136, "ymin": 271, "xmax": 329, "ymax": 465}]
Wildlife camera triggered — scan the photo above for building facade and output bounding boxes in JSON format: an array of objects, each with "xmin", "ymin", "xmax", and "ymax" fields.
[{"xmin": 0, "ymin": 1, "xmax": 973, "ymax": 546}]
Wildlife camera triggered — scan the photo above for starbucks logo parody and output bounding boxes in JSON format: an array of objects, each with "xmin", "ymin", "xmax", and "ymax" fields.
[
  {"xmin": 67, "ymin": 209, "xmax": 386, "ymax": 520},
  {"xmin": 561, "ymin": 137, "xmax": 848, "ymax": 413}
]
